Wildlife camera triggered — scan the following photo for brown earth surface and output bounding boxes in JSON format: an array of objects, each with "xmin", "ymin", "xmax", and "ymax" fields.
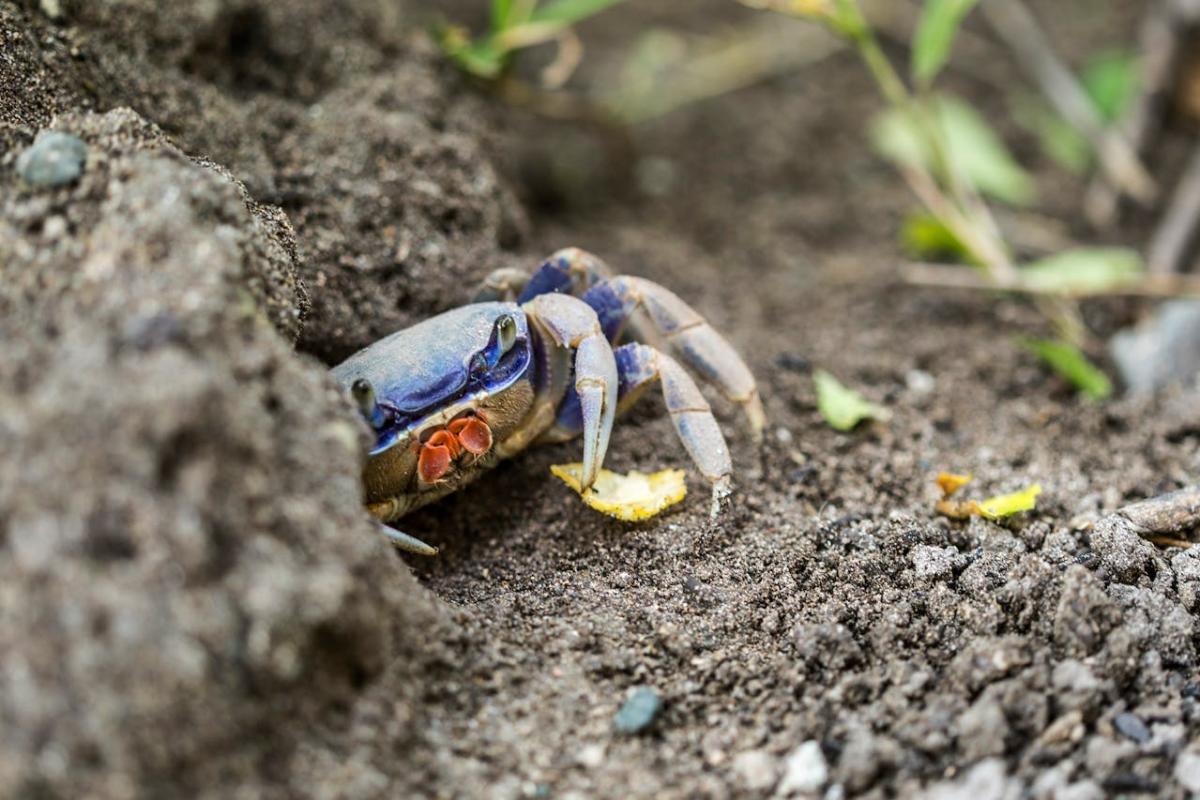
[{"xmin": 1, "ymin": 0, "xmax": 1198, "ymax": 798}]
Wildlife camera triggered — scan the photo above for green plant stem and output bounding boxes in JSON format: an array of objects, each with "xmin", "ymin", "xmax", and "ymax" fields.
[{"xmin": 829, "ymin": 0, "xmax": 1088, "ymax": 342}]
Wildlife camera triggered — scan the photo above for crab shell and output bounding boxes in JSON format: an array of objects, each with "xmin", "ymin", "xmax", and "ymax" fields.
[{"xmin": 330, "ymin": 303, "xmax": 539, "ymax": 516}]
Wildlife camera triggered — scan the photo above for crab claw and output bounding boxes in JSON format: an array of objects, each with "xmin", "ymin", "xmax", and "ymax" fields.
[
  {"xmin": 418, "ymin": 431, "xmax": 459, "ymax": 484},
  {"xmin": 574, "ymin": 333, "xmax": 618, "ymax": 489},
  {"xmin": 449, "ymin": 416, "xmax": 493, "ymax": 456}
]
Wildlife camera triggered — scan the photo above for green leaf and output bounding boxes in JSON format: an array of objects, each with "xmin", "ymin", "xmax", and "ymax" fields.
[
  {"xmin": 900, "ymin": 212, "xmax": 975, "ymax": 262},
  {"xmin": 977, "ymin": 484, "xmax": 1041, "ymax": 520},
  {"xmin": 1019, "ymin": 247, "xmax": 1143, "ymax": 294},
  {"xmin": 1020, "ymin": 337, "xmax": 1112, "ymax": 400},
  {"xmin": 912, "ymin": 0, "xmax": 982, "ymax": 87},
  {"xmin": 446, "ymin": 37, "xmax": 506, "ymax": 78},
  {"xmin": 530, "ymin": 0, "xmax": 629, "ymax": 26},
  {"xmin": 492, "ymin": 0, "xmax": 515, "ymax": 30},
  {"xmin": 871, "ymin": 94, "xmax": 1036, "ymax": 206},
  {"xmin": 814, "ymin": 370, "xmax": 892, "ymax": 432},
  {"xmin": 1082, "ymin": 49, "xmax": 1138, "ymax": 123},
  {"xmin": 1010, "ymin": 93, "xmax": 1091, "ymax": 175}
]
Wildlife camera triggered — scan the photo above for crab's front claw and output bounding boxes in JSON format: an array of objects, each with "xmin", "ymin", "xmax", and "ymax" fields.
[{"xmin": 574, "ymin": 332, "xmax": 618, "ymax": 489}]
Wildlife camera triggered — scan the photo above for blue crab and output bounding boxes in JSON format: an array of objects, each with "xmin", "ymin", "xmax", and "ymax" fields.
[{"xmin": 330, "ymin": 248, "xmax": 763, "ymax": 554}]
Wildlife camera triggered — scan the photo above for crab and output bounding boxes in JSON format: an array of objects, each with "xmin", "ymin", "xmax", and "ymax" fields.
[{"xmin": 330, "ymin": 248, "xmax": 764, "ymax": 554}]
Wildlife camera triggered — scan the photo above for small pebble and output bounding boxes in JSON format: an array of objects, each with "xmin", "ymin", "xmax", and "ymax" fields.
[
  {"xmin": 613, "ymin": 686, "xmax": 662, "ymax": 734},
  {"xmin": 732, "ymin": 749, "xmax": 777, "ymax": 792},
  {"xmin": 1175, "ymin": 751, "xmax": 1200, "ymax": 793},
  {"xmin": 778, "ymin": 740, "xmax": 828, "ymax": 795},
  {"xmin": 576, "ymin": 744, "xmax": 605, "ymax": 769},
  {"xmin": 1110, "ymin": 300, "xmax": 1200, "ymax": 393},
  {"xmin": 905, "ymin": 369, "xmax": 936, "ymax": 396},
  {"xmin": 1113, "ymin": 712, "xmax": 1150, "ymax": 744},
  {"xmin": 16, "ymin": 131, "xmax": 88, "ymax": 187}
]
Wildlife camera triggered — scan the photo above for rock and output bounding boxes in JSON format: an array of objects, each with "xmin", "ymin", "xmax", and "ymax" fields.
[
  {"xmin": 1110, "ymin": 300, "xmax": 1200, "ymax": 393},
  {"xmin": 1112, "ymin": 712, "xmax": 1150, "ymax": 744},
  {"xmin": 913, "ymin": 545, "xmax": 965, "ymax": 581},
  {"xmin": 905, "ymin": 369, "xmax": 936, "ymax": 396},
  {"xmin": 576, "ymin": 744, "xmax": 606, "ymax": 769},
  {"xmin": 1087, "ymin": 519, "xmax": 1157, "ymax": 585},
  {"xmin": 955, "ymin": 697, "xmax": 1008, "ymax": 760},
  {"xmin": 614, "ymin": 687, "xmax": 663, "ymax": 734},
  {"xmin": 1172, "ymin": 548, "xmax": 1200, "ymax": 582},
  {"xmin": 835, "ymin": 727, "xmax": 898, "ymax": 793},
  {"xmin": 1057, "ymin": 781, "xmax": 1104, "ymax": 800},
  {"xmin": 1176, "ymin": 750, "xmax": 1200, "ymax": 793},
  {"xmin": 777, "ymin": 741, "xmax": 828, "ymax": 796},
  {"xmin": 15, "ymin": 131, "xmax": 87, "ymax": 187},
  {"xmin": 732, "ymin": 749, "xmax": 777, "ymax": 792},
  {"xmin": 924, "ymin": 759, "xmax": 1022, "ymax": 800}
]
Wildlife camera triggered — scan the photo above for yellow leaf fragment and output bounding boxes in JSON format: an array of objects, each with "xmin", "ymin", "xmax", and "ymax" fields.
[
  {"xmin": 933, "ymin": 475, "xmax": 1041, "ymax": 522},
  {"xmin": 977, "ymin": 484, "xmax": 1042, "ymax": 520},
  {"xmin": 936, "ymin": 472, "xmax": 974, "ymax": 497},
  {"xmin": 934, "ymin": 498, "xmax": 979, "ymax": 520},
  {"xmin": 550, "ymin": 463, "xmax": 687, "ymax": 522}
]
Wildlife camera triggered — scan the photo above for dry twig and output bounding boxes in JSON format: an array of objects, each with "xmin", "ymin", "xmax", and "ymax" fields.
[
  {"xmin": 900, "ymin": 261, "xmax": 1200, "ymax": 299},
  {"xmin": 1148, "ymin": 142, "xmax": 1200, "ymax": 274}
]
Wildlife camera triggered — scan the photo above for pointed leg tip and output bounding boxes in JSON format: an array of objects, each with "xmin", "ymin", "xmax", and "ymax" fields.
[
  {"xmin": 709, "ymin": 477, "xmax": 733, "ymax": 519},
  {"xmin": 378, "ymin": 525, "xmax": 439, "ymax": 556},
  {"xmin": 745, "ymin": 394, "xmax": 766, "ymax": 444}
]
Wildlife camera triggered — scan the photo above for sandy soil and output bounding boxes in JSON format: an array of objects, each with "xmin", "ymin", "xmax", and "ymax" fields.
[{"xmin": 1, "ymin": 0, "xmax": 1198, "ymax": 798}]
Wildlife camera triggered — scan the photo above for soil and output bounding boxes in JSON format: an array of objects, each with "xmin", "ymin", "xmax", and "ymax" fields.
[{"xmin": 1, "ymin": 0, "xmax": 1198, "ymax": 798}]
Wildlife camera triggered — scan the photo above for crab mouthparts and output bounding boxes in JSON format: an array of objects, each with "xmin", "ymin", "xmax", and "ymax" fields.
[{"xmin": 417, "ymin": 414, "xmax": 494, "ymax": 484}]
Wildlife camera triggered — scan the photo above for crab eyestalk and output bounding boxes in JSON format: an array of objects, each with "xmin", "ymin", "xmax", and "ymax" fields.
[{"xmin": 351, "ymin": 378, "xmax": 388, "ymax": 430}]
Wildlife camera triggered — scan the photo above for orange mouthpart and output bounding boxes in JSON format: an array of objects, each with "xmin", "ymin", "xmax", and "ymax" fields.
[
  {"xmin": 448, "ymin": 416, "xmax": 493, "ymax": 455},
  {"xmin": 417, "ymin": 430, "xmax": 459, "ymax": 484},
  {"xmin": 416, "ymin": 417, "xmax": 494, "ymax": 484}
]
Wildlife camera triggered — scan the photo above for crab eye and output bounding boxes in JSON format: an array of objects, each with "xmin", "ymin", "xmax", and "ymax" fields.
[{"xmin": 495, "ymin": 314, "xmax": 517, "ymax": 354}]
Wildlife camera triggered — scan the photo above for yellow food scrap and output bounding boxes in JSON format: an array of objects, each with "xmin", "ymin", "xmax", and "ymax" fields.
[
  {"xmin": 936, "ymin": 472, "xmax": 974, "ymax": 497},
  {"xmin": 977, "ymin": 484, "xmax": 1042, "ymax": 520},
  {"xmin": 550, "ymin": 463, "xmax": 687, "ymax": 522}
]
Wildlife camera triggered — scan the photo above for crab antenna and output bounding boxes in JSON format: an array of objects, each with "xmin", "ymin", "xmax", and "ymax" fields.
[{"xmin": 351, "ymin": 378, "xmax": 387, "ymax": 430}]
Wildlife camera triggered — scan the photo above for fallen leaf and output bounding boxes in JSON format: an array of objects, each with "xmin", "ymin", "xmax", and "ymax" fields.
[
  {"xmin": 933, "ymin": 475, "xmax": 1041, "ymax": 521},
  {"xmin": 551, "ymin": 463, "xmax": 687, "ymax": 521},
  {"xmin": 977, "ymin": 484, "xmax": 1042, "ymax": 520},
  {"xmin": 814, "ymin": 369, "xmax": 891, "ymax": 432}
]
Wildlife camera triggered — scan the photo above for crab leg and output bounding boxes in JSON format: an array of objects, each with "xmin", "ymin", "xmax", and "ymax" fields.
[
  {"xmin": 614, "ymin": 343, "xmax": 733, "ymax": 517},
  {"xmin": 525, "ymin": 293, "xmax": 618, "ymax": 489},
  {"xmin": 584, "ymin": 277, "xmax": 765, "ymax": 442},
  {"xmin": 377, "ymin": 523, "xmax": 439, "ymax": 556},
  {"xmin": 474, "ymin": 248, "xmax": 613, "ymax": 304}
]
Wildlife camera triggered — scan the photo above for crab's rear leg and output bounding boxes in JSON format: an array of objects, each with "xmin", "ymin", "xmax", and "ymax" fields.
[
  {"xmin": 585, "ymin": 277, "xmax": 765, "ymax": 442},
  {"xmin": 473, "ymin": 248, "xmax": 612, "ymax": 303},
  {"xmin": 619, "ymin": 343, "xmax": 732, "ymax": 517}
]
